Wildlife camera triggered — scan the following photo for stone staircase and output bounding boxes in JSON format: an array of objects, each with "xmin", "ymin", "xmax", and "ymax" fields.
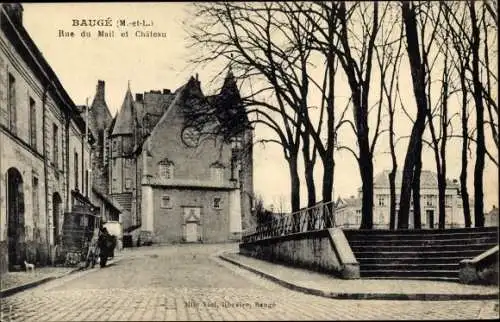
[{"xmin": 344, "ymin": 227, "xmax": 499, "ymax": 281}]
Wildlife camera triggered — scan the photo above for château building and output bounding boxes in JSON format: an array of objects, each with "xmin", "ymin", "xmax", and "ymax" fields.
[
  {"xmin": 87, "ymin": 73, "xmax": 254, "ymax": 244},
  {"xmin": 335, "ymin": 170, "xmax": 475, "ymax": 229}
]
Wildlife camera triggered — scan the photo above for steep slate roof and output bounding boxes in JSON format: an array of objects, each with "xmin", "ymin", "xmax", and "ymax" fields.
[
  {"xmin": 130, "ymin": 73, "xmax": 242, "ymax": 154},
  {"xmin": 106, "ymin": 116, "xmax": 117, "ymax": 135},
  {"xmin": 147, "ymin": 76, "xmax": 203, "ymax": 141},
  {"xmin": 140, "ymin": 91, "xmax": 176, "ymax": 135},
  {"xmin": 90, "ymin": 80, "xmax": 112, "ymax": 132},
  {"xmin": 373, "ymin": 170, "xmax": 460, "ymax": 190},
  {"xmin": 112, "ymin": 87, "xmax": 136, "ymax": 136}
]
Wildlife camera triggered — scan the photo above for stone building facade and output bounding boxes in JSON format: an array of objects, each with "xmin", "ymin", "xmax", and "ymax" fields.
[
  {"xmin": 0, "ymin": 4, "xmax": 95, "ymax": 272},
  {"xmin": 88, "ymin": 73, "xmax": 253, "ymax": 244},
  {"xmin": 335, "ymin": 170, "xmax": 475, "ymax": 229}
]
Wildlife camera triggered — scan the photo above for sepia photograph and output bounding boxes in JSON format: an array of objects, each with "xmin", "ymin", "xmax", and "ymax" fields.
[{"xmin": 0, "ymin": 1, "xmax": 498, "ymax": 321}]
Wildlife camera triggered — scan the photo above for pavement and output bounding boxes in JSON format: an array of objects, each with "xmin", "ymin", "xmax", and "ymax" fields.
[
  {"xmin": 0, "ymin": 244, "xmax": 498, "ymax": 321},
  {"xmin": 219, "ymin": 252, "xmax": 500, "ymax": 301},
  {"xmin": 0, "ymin": 253, "xmax": 123, "ymax": 298}
]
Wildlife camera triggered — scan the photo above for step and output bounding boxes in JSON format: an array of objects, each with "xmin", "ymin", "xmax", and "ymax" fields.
[
  {"xmin": 356, "ymin": 257, "xmax": 468, "ymax": 265},
  {"xmin": 360, "ymin": 263, "xmax": 460, "ymax": 271},
  {"xmin": 359, "ymin": 275, "xmax": 459, "ymax": 282},
  {"xmin": 359, "ymin": 269, "xmax": 459, "ymax": 278},
  {"xmin": 348, "ymin": 237, "xmax": 498, "ymax": 246},
  {"xmin": 350, "ymin": 243, "xmax": 497, "ymax": 253},
  {"xmin": 353, "ymin": 249, "xmax": 487, "ymax": 258},
  {"xmin": 345, "ymin": 232, "xmax": 498, "ymax": 241},
  {"xmin": 344, "ymin": 227, "xmax": 498, "ymax": 235}
]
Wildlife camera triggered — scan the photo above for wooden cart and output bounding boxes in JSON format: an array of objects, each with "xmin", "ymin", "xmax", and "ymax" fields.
[{"xmin": 61, "ymin": 205, "xmax": 100, "ymax": 266}]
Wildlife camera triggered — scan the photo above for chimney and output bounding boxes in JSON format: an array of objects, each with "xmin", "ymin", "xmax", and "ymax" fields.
[
  {"xmin": 95, "ymin": 80, "xmax": 105, "ymax": 102},
  {"xmin": 162, "ymin": 89, "xmax": 171, "ymax": 95},
  {"xmin": 135, "ymin": 93, "xmax": 143, "ymax": 102},
  {"xmin": 3, "ymin": 3, "xmax": 23, "ymax": 25}
]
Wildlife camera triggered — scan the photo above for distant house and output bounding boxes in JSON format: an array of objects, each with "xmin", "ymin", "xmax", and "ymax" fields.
[
  {"xmin": 484, "ymin": 206, "xmax": 499, "ymax": 227},
  {"xmin": 335, "ymin": 170, "xmax": 475, "ymax": 229},
  {"xmin": 335, "ymin": 196, "xmax": 362, "ymax": 229}
]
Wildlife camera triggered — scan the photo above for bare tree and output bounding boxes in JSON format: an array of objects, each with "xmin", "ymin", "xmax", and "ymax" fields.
[
  {"xmin": 423, "ymin": 3, "xmax": 457, "ymax": 229},
  {"xmin": 185, "ymin": 2, "xmax": 322, "ymax": 212},
  {"xmin": 468, "ymin": 0, "xmax": 487, "ymax": 227},
  {"xmin": 306, "ymin": 2, "xmax": 385, "ymax": 229},
  {"xmin": 286, "ymin": 2, "xmax": 345, "ymax": 212},
  {"xmin": 443, "ymin": 1, "xmax": 474, "ymax": 227},
  {"xmin": 374, "ymin": 4, "xmax": 404, "ymax": 230},
  {"xmin": 398, "ymin": 1, "xmax": 442, "ymax": 229}
]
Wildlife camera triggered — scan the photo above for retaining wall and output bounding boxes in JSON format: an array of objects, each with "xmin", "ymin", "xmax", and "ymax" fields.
[{"xmin": 239, "ymin": 228, "xmax": 359, "ymax": 279}]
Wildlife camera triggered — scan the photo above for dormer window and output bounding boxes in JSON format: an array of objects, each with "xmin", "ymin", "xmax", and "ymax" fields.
[
  {"xmin": 158, "ymin": 159, "xmax": 174, "ymax": 179},
  {"xmin": 231, "ymin": 137, "xmax": 242, "ymax": 150},
  {"xmin": 210, "ymin": 162, "xmax": 224, "ymax": 184}
]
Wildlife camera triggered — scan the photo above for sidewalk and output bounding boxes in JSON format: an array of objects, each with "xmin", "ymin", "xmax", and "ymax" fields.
[
  {"xmin": 0, "ymin": 255, "xmax": 123, "ymax": 298},
  {"xmin": 220, "ymin": 252, "xmax": 500, "ymax": 301}
]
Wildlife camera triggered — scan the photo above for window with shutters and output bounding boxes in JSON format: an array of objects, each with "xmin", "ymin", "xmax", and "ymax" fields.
[
  {"xmin": 32, "ymin": 177, "xmax": 39, "ymax": 229},
  {"xmin": 445, "ymin": 195, "xmax": 452, "ymax": 207},
  {"xmin": 74, "ymin": 151, "xmax": 79, "ymax": 190},
  {"xmin": 53, "ymin": 124, "xmax": 59, "ymax": 168},
  {"xmin": 158, "ymin": 159, "xmax": 174, "ymax": 179},
  {"xmin": 426, "ymin": 194, "xmax": 435, "ymax": 207},
  {"xmin": 125, "ymin": 178, "xmax": 132, "ymax": 190},
  {"xmin": 378, "ymin": 195, "xmax": 386, "ymax": 207},
  {"xmin": 210, "ymin": 162, "xmax": 225, "ymax": 185},
  {"xmin": 29, "ymin": 97, "xmax": 36, "ymax": 149},
  {"xmin": 85, "ymin": 169, "xmax": 90, "ymax": 196},
  {"xmin": 8, "ymin": 73, "xmax": 16, "ymax": 133}
]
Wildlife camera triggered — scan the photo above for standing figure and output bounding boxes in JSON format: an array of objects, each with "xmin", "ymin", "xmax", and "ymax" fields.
[
  {"xmin": 97, "ymin": 227, "xmax": 111, "ymax": 267},
  {"xmin": 85, "ymin": 228, "xmax": 100, "ymax": 268}
]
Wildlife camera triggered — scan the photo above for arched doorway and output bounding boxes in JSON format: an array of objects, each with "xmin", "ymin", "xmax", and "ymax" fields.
[
  {"xmin": 52, "ymin": 193, "xmax": 62, "ymax": 246},
  {"xmin": 7, "ymin": 168, "xmax": 25, "ymax": 270}
]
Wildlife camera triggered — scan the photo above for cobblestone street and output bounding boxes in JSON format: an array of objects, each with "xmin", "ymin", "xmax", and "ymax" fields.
[{"xmin": 1, "ymin": 244, "xmax": 498, "ymax": 321}]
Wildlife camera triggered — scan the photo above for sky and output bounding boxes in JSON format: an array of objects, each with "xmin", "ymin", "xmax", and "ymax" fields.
[{"xmin": 21, "ymin": 3, "xmax": 498, "ymax": 212}]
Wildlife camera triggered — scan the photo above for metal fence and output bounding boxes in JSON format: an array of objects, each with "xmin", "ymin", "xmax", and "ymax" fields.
[{"xmin": 242, "ymin": 200, "xmax": 337, "ymax": 243}]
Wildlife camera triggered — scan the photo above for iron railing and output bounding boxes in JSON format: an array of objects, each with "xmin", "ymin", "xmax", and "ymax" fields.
[{"xmin": 242, "ymin": 200, "xmax": 337, "ymax": 243}]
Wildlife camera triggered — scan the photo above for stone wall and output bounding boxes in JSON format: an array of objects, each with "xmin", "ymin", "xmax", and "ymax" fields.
[
  {"xmin": 0, "ymin": 241, "xmax": 8, "ymax": 273},
  {"xmin": 151, "ymin": 187, "xmax": 231, "ymax": 244},
  {"xmin": 240, "ymin": 228, "xmax": 359, "ymax": 279},
  {"xmin": 460, "ymin": 246, "xmax": 499, "ymax": 285}
]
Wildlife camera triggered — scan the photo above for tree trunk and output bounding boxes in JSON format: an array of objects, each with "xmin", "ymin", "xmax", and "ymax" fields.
[
  {"xmin": 398, "ymin": 2, "xmax": 428, "ymax": 229},
  {"xmin": 304, "ymin": 162, "xmax": 316, "ymax": 208},
  {"xmin": 359, "ymin": 154, "xmax": 374, "ymax": 229},
  {"xmin": 398, "ymin": 110, "xmax": 426, "ymax": 229},
  {"xmin": 322, "ymin": 157, "xmax": 335, "ymax": 227},
  {"xmin": 389, "ymin": 169, "xmax": 397, "ymax": 230},
  {"xmin": 460, "ymin": 73, "xmax": 472, "ymax": 227},
  {"xmin": 437, "ymin": 172, "xmax": 446, "ymax": 229},
  {"xmin": 470, "ymin": 1, "xmax": 485, "ymax": 227},
  {"xmin": 302, "ymin": 137, "xmax": 316, "ymax": 208},
  {"xmin": 389, "ymin": 111, "xmax": 397, "ymax": 230},
  {"xmin": 289, "ymin": 156, "xmax": 301, "ymax": 213},
  {"xmin": 322, "ymin": 15, "xmax": 336, "ymax": 226},
  {"xmin": 413, "ymin": 146, "xmax": 422, "ymax": 229}
]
